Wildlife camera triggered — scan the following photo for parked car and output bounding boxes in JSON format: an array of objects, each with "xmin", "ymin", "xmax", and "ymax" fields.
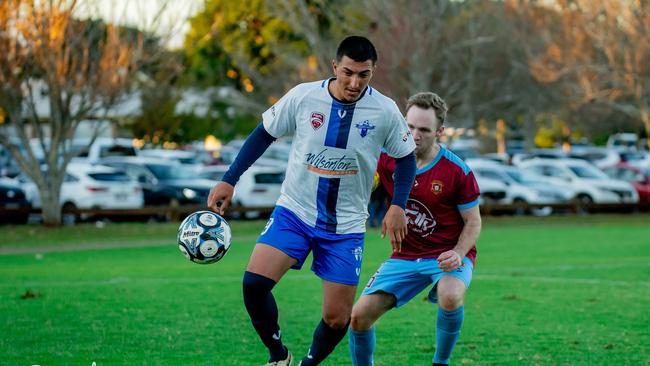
[
  {"xmin": 219, "ymin": 145, "xmax": 286, "ymax": 169},
  {"xmin": 0, "ymin": 139, "xmax": 25, "ymax": 178},
  {"xmin": 73, "ymin": 137, "xmax": 138, "ymax": 162},
  {"xmin": 568, "ymin": 147, "xmax": 621, "ymax": 169},
  {"xmin": 607, "ymin": 132, "xmax": 639, "ymax": 152},
  {"xmin": 618, "ymin": 150, "xmax": 650, "ymax": 169},
  {"xmin": 196, "ymin": 165, "xmax": 230, "ymax": 182},
  {"xmin": 0, "ymin": 177, "xmax": 31, "ymax": 224},
  {"xmin": 474, "ymin": 175, "xmax": 508, "ymax": 205},
  {"xmin": 99, "ymin": 156, "xmax": 214, "ymax": 207},
  {"xmin": 603, "ymin": 163, "xmax": 650, "ymax": 205},
  {"xmin": 19, "ymin": 162, "xmax": 144, "ymax": 223},
  {"xmin": 138, "ymin": 149, "xmax": 206, "ymax": 172},
  {"xmin": 467, "ymin": 160, "xmax": 573, "ymax": 214},
  {"xmin": 199, "ymin": 165, "xmax": 284, "ymax": 218},
  {"xmin": 519, "ymin": 159, "xmax": 639, "ymax": 204},
  {"xmin": 511, "ymin": 148, "xmax": 567, "ymax": 166}
]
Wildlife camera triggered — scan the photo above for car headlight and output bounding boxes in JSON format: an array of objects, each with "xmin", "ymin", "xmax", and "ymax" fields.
[{"xmin": 182, "ymin": 188, "xmax": 197, "ymax": 199}]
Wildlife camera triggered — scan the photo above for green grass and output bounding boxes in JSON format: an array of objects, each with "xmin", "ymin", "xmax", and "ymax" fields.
[{"xmin": 1, "ymin": 214, "xmax": 649, "ymax": 365}]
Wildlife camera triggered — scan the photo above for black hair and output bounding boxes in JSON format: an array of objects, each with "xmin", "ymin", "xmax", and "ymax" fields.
[{"xmin": 336, "ymin": 36, "xmax": 377, "ymax": 64}]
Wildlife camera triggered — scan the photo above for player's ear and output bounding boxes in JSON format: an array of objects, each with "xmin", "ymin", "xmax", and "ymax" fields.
[{"xmin": 331, "ymin": 59, "xmax": 338, "ymax": 75}]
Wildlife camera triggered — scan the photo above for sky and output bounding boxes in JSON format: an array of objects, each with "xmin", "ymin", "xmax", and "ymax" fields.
[{"xmin": 74, "ymin": 0, "xmax": 205, "ymax": 48}]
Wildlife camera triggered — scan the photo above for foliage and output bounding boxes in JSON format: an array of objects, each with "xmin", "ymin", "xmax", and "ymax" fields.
[{"xmin": 0, "ymin": 0, "xmax": 154, "ymax": 225}]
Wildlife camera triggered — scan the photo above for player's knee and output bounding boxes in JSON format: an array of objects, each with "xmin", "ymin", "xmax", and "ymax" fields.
[
  {"xmin": 242, "ymin": 271, "xmax": 275, "ymax": 301},
  {"xmin": 437, "ymin": 290, "xmax": 464, "ymax": 310},
  {"xmin": 350, "ymin": 307, "xmax": 371, "ymax": 331},
  {"xmin": 322, "ymin": 312, "xmax": 351, "ymax": 330}
]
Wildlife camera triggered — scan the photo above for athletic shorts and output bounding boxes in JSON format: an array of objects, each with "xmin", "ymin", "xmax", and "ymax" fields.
[
  {"xmin": 257, "ymin": 206, "xmax": 365, "ymax": 286},
  {"xmin": 361, "ymin": 257, "xmax": 474, "ymax": 307}
]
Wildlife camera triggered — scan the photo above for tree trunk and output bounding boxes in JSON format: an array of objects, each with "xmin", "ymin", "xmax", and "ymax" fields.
[
  {"xmin": 38, "ymin": 180, "xmax": 62, "ymax": 227},
  {"xmin": 640, "ymin": 107, "xmax": 650, "ymax": 150}
]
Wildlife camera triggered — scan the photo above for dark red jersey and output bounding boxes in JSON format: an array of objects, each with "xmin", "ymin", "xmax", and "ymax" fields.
[{"xmin": 377, "ymin": 147, "xmax": 480, "ymax": 263}]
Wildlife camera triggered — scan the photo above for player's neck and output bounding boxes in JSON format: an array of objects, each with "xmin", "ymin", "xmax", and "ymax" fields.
[{"xmin": 416, "ymin": 143, "xmax": 441, "ymax": 169}]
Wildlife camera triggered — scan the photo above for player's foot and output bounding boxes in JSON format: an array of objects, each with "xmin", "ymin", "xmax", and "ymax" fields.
[
  {"xmin": 432, "ymin": 363, "xmax": 448, "ymax": 366},
  {"xmin": 264, "ymin": 350, "xmax": 293, "ymax": 366}
]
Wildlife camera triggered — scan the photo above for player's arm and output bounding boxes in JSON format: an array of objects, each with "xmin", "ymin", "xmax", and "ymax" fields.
[
  {"xmin": 382, "ymin": 151, "xmax": 416, "ymax": 253},
  {"xmin": 207, "ymin": 123, "xmax": 276, "ymax": 214},
  {"xmin": 438, "ymin": 204, "xmax": 482, "ymax": 272}
]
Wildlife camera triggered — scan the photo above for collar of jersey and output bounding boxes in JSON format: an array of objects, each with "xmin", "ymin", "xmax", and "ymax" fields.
[
  {"xmin": 416, "ymin": 145, "xmax": 445, "ymax": 175},
  {"xmin": 324, "ymin": 77, "xmax": 368, "ymax": 105}
]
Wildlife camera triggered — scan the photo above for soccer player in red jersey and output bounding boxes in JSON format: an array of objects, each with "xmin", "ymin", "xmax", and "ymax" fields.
[{"xmin": 349, "ymin": 92, "xmax": 482, "ymax": 366}]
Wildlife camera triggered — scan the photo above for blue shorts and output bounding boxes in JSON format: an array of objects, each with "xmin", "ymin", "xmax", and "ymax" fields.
[
  {"xmin": 361, "ymin": 257, "xmax": 474, "ymax": 307},
  {"xmin": 257, "ymin": 206, "xmax": 365, "ymax": 286}
]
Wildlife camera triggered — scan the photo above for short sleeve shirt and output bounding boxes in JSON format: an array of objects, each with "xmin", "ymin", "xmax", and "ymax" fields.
[{"xmin": 262, "ymin": 79, "xmax": 415, "ymax": 234}]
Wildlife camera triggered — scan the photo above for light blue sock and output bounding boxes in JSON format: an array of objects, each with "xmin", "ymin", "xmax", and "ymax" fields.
[
  {"xmin": 349, "ymin": 327, "xmax": 375, "ymax": 366},
  {"xmin": 433, "ymin": 306, "xmax": 464, "ymax": 365}
]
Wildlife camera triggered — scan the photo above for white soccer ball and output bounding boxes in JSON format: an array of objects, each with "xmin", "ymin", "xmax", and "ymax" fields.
[{"xmin": 177, "ymin": 211, "xmax": 232, "ymax": 264}]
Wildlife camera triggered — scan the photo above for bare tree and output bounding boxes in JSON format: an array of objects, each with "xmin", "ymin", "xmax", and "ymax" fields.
[
  {"xmin": 512, "ymin": 0, "xmax": 650, "ymax": 145},
  {"xmin": 0, "ymin": 0, "xmax": 146, "ymax": 225}
]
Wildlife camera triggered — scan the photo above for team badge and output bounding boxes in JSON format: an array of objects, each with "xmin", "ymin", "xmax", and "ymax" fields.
[
  {"xmin": 311, "ymin": 112, "xmax": 324, "ymax": 130},
  {"xmin": 431, "ymin": 180, "xmax": 444, "ymax": 195},
  {"xmin": 355, "ymin": 120, "xmax": 375, "ymax": 138}
]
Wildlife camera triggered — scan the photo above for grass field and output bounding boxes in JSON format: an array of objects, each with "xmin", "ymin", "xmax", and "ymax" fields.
[{"xmin": 1, "ymin": 214, "xmax": 649, "ymax": 365}]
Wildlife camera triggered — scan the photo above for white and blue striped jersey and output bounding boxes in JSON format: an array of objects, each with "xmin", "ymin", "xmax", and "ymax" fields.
[{"xmin": 262, "ymin": 78, "xmax": 415, "ymax": 234}]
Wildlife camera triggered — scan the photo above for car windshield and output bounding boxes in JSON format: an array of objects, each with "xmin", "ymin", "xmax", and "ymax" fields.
[
  {"xmin": 146, "ymin": 164, "xmax": 192, "ymax": 180},
  {"xmin": 568, "ymin": 165, "xmax": 607, "ymax": 179}
]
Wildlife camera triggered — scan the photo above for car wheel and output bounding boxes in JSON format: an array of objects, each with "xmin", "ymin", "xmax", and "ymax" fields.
[
  {"xmin": 513, "ymin": 198, "xmax": 527, "ymax": 216},
  {"xmin": 61, "ymin": 202, "xmax": 78, "ymax": 225},
  {"xmin": 575, "ymin": 194, "xmax": 593, "ymax": 214}
]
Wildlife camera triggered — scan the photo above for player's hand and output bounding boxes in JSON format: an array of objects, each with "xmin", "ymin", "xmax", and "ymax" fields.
[
  {"xmin": 438, "ymin": 250, "xmax": 463, "ymax": 272},
  {"xmin": 381, "ymin": 205, "xmax": 408, "ymax": 253},
  {"xmin": 207, "ymin": 181, "xmax": 234, "ymax": 215}
]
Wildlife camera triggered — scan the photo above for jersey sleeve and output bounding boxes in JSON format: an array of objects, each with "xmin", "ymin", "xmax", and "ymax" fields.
[
  {"xmin": 457, "ymin": 170, "xmax": 481, "ymax": 210},
  {"xmin": 382, "ymin": 103, "xmax": 416, "ymax": 158},
  {"xmin": 261, "ymin": 86, "xmax": 299, "ymax": 138}
]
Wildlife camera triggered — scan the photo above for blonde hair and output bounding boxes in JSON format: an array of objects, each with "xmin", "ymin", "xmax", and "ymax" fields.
[{"xmin": 405, "ymin": 92, "xmax": 448, "ymax": 125}]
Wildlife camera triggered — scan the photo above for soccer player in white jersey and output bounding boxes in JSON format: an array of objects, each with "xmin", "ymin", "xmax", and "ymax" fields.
[{"xmin": 207, "ymin": 36, "xmax": 416, "ymax": 366}]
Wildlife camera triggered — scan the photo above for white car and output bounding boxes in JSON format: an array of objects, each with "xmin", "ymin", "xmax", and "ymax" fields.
[
  {"xmin": 568, "ymin": 147, "xmax": 621, "ymax": 169},
  {"xmin": 519, "ymin": 159, "xmax": 638, "ymax": 204},
  {"xmin": 474, "ymin": 175, "xmax": 508, "ymax": 205},
  {"xmin": 198, "ymin": 165, "xmax": 284, "ymax": 218},
  {"xmin": 20, "ymin": 162, "xmax": 144, "ymax": 222},
  {"xmin": 468, "ymin": 160, "xmax": 574, "ymax": 205}
]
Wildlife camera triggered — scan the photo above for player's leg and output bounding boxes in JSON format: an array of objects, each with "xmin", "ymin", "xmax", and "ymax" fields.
[
  {"xmin": 428, "ymin": 257, "xmax": 473, "ymax": 366},
  {"xmin": 349, "ymin": 259, "xmax": 428, "ymax": 366},
  {"xmin": 244, "ymin": 244, "xmax": 297, "ymax": 365},
  {"xmin": 300, "ymin": 281, "xmax": 357, "ymax": 366},
  {"xmin": 433, "ymin": 276, "xmax": 466, "ymax": 366},
  {"xmin": 298, "ymin": 231, "xmax": 363, "ymax": 365},
  {"xmin": 243, "ymin": 207, "xmax": 311, "ymax": 365},
  {"xmin": 349, "ymin": 292, "xmax": 395, "ymax": 366}
]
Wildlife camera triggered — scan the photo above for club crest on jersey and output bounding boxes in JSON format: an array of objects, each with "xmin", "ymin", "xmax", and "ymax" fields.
[
  {"xmin": 311, "ymin": 112, "xmax": 325, "ymax": 130},
  {"xmin": 355, "ymin": 120, "xmax": 375, "ymax": 138},
  {"xmin": 431, "ymin": 180, "xmax": 444, "ymax": 195}
]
